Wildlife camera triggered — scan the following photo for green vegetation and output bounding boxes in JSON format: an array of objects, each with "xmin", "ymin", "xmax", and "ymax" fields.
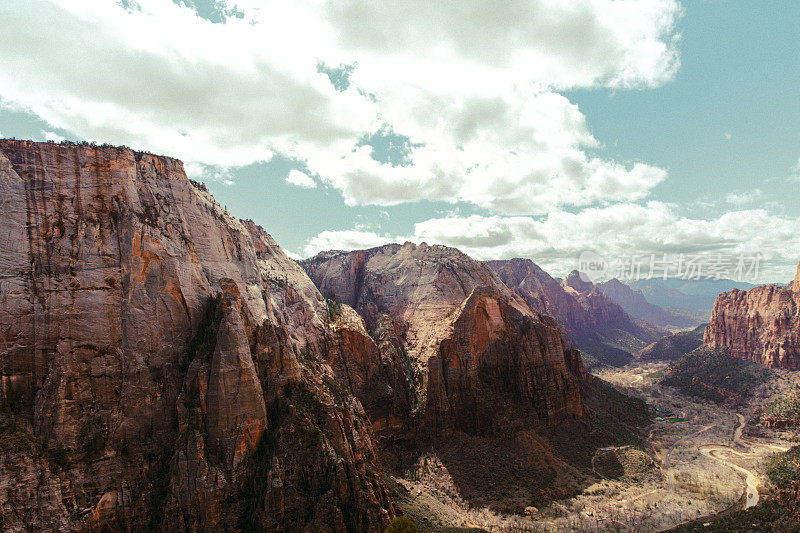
[
  {"xmin": 766, "ymin": 446, "xmax": 800, "ymax": 489},
  {"xmin": 325, "ymin": 297, "xmax": 343, "ymax": 323},
  {"xmin": 576, "ymin": 338, "xmax": 632, "ymax": 368},
  {"xmin": 762, "ymin": 386, "xmax": 800, "ymax": 424},
  {"xmin": 660, "ymin": 347, "xmax": 773, "ymax": 405},
  {"xmin": 671, "ymin": 499, "xmax": 799, "ymax": 532},
  {"xmin": 385, "ymin": 516, "xmax": 419, "ymax": 533}
]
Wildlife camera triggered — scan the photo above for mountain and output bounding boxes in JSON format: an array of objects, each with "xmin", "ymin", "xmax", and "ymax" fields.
[
  {"xmin": 599, "ymin": 278, "xmax": 697, "ymax": 329},
  {"xmin": 627, "ymin": 277, "xmax": 757, "ymax": 314},
  {"xmin": 487, "ymin": 259, "xmax": 664, "ymax": 367},
  {"xmin": 303, "ymin": 247, "xmax": 651, "ymax": 511},
  {"xmin": 637, "ymin": 324, "xmax": 706, "ymax": 361},
  {"xmin": 302, "ymin": 246, "xmax": 586, "ymax": 431},
  {"xmin": 0, "ymin": 140, "xmax": 651, "ymax": 529},
  {"xmin": 0, "ymin": 140, "xmax": 395, "ymax": 531},
  {"xmin": 704, "ymin": 263, "xmax": 800, "ymax": 368}
]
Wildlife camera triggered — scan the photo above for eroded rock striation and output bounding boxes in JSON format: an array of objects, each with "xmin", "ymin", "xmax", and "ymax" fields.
[
  {"xmin": 303, "ymin": 245, "xmax": 599, "ymax": 510},
  {"xmin": 704, "ymin": 266, "xmax": 800, "ymax": 368},
  {"xmin": 0, "ymin": 140, "xmax": 393, "ymax": 532}
]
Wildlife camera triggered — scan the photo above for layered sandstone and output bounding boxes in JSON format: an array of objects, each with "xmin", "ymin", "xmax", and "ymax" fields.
[
  {"xmin": 0, "ymin": 140, "xmax": 393, "ymax": 532},
  {"xmin": 704, "ymin": 269, "xmax": 800, "ymax": 368},
  {"xmin": 303, "ymin": 245, "xmax": 587, "ymax": 435}
]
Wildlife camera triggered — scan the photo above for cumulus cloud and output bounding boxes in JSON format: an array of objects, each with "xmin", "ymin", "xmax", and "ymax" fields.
[
  {"xmin": 0, "ymin": 0, "xmax": 680, "ymax": 213},
  {"xmin": 304, "ymin": 229, "xmax": 393, "ymax": 254},
  {"xmin": 285, "ymin": 169, "xmax": 316, "ymax": 188},
  {"xmin": 302, "ymin": 203, "xmax": 800, "ymax": 282}
]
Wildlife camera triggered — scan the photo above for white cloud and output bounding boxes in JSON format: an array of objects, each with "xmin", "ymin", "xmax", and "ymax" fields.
[
  {"xmin": 725, "ymin": 189, "xmax": 762, "ymax": 205},
  {"xmin": 42, "ymin": 130, "xmax": 65, "ymax": 142},
  {"xmin": 304, "ymin": 229, "xmax": 393, "ymax": 255},
  {"xmin": 285, "ymin": 169, "xmax": 316, "ymax": 188},
  {"xmin": 724, "ymin": 132, "xmax": 732, "ymax": 140},
  {"xmin": 303, "ymin": 203, "xmax": 800, "ymax": 282},
  {"xmin": 0, "ymin": 0, "xmax": 680, "ymax": 215}
]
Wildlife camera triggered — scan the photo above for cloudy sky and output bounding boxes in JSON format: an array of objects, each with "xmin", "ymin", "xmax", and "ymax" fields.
[{"xmin": 0, "ymin": 0, "xmax": 798, "ymax": 282}]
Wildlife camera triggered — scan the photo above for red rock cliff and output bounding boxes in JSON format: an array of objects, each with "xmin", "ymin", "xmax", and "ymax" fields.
[
  {"xmin": 704, "ymin": 269, "xmax": 800, "ymax": 368},
  {"xmin": 0, "ymin": 140, "xmax": 393, "ymax": 532}
]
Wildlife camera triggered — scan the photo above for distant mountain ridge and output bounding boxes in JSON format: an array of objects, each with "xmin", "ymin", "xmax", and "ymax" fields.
[
  {"xmin": 627, "ymin": 277, "xmax": 757, "ymax": 313},
  {"xmin": 488, "ymin": 259, "xmax": 664, "ymax": 367},
  {"xmin": 598, "ymin": 278, "xmax": 698, "ymax": 329}
]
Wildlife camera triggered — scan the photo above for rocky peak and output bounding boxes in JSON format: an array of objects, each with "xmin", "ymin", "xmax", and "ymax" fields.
[
  {"xmin": 302, "ymin": 245, "xmax": 586, "ymax": 429},
  {"xmin": 562, "ymin": 270, "xmax": 596, "ymax": 294},
  {"xmin": 793, "ymin": 262, "xmax": 800, "ymax": 292},
  {"xmin": 704, "ymin": 274, "xmax": 800, "ymax": 368}
]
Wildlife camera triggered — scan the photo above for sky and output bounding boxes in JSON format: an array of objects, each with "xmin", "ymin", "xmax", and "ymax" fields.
[{"xmin": 0, "ymin": 0, "xmax": 798, "ymax": 282}]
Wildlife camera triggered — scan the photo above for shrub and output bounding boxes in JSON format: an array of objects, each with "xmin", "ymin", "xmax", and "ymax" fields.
[
  {"xmin": 385, "ymin": 516, "xmax": 418, "ymax": 533},
  {"xmin": 325, "ymin": 298, "xmax": 342, "ymax": 323},
  {"xmin": 766, "ymin": 446, "xmax": 800, "ymax": 489}
]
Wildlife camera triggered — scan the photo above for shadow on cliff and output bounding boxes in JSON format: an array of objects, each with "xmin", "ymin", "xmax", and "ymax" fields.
[{"xmin": 381, "ymin": 375, "xmax": 651, "ymax": 515}]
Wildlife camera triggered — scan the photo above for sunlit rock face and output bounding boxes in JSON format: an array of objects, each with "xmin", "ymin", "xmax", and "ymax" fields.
[
  {"xmin": 303, "ymin": 244, "xmax": 587, "ymax": 437},
  {"xmin": 0, "ymin": 140, "xmax": 393, "ymax": 532},
  {"xmin": 705, "ymin": 268, "xmax": 800, "ymax": 369}
]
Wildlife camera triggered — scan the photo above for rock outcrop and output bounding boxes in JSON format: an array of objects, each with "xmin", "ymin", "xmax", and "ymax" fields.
[
  {"xmin": 704, "ymin": 267, "xmax": 800, "ymax": 368},
  {"xmin": 303, "ymin": 245, "xmax": 587, "ymax": 436},
  {"xmin": 488, "ymin": 260, "xmax": 664, "ymax": 367},
  {"xmin": 303, "ymin": 246, "xmax": 599, "ymax": 510},
  {"xmin": 0, "ymin": 140, "xmax": 393, "ymax": 532}
]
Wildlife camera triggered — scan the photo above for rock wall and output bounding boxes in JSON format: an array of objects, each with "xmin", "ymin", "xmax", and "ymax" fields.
[
  {"xmin": 0, "ymin": 140, "xmax": 393, "ymax": 532},
  {"xmin": 704, "ymin": 272, "xmax": 800, "ymax": 368},
  {"xmin": 303, "ymin": 244, "xmax": 587, "ymax": 436}
]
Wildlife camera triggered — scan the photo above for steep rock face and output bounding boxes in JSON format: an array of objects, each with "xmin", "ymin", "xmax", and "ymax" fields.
[
  {"xmin": 562, "ymin": 271, "xmax": 627, "ymax": 327},
  {"xmin": 793, "ymin": 264, "xmax": 800, "ymax": 292},
  {"xmin": 303, "ymin": 245, "xmax": 587, "ymax": 435},
  {"xmin": 426, "ymin": 287, "xmax": 586, "ymax": 433},
  {"xmin": 487, "ymin": 258, "xmax": 596, "ymax": 335},
  {"xmin": 488, "ymin": 260, "xmax": 663, "ymax": 367},
  {"xmin": 0, "ymin": 140, "xmax": 393, "ymax": 532},
  {"xmin": 704, "ymin": 271, "xmax": 800, "ymax": 368},
  {"xmin": 599, "ymin": 278, "xmax": 695, "ymax": 329}
]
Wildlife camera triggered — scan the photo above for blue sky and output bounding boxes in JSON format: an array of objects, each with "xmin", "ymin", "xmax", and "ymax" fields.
[{"xmin": 0, "ymin": 0, "xmax": 798, "ymax": 281}]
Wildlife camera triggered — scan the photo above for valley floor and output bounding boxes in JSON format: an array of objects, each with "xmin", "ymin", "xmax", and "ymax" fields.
[{"xmin": 392, "ymin": 361, "xmax": 798, "ymax": 532}]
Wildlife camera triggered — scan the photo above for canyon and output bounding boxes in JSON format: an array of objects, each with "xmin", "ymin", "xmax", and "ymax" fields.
[
  {"xmin": 0, "ymin": 141, "xmax": 642, "ymax": 532},
  {"xmin": 1, "ymin": 139, "xmax": 798, "ymax": 532}
]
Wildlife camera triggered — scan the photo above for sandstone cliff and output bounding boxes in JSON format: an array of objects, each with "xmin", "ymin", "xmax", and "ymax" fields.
[
  {"xmin": 704, "ymin": 267, "xmax": 800, "ymax": 368},
  {"xmin": 0, "ymin": 140, "xmax": 393, "ymax": 532},
  {"xmin": 303, "ymin": 245, "xmax": 587, "ymax": 435},
  {"xmin": 302, "ymin": 247, "xmax": 661, "ymax": 511}
]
